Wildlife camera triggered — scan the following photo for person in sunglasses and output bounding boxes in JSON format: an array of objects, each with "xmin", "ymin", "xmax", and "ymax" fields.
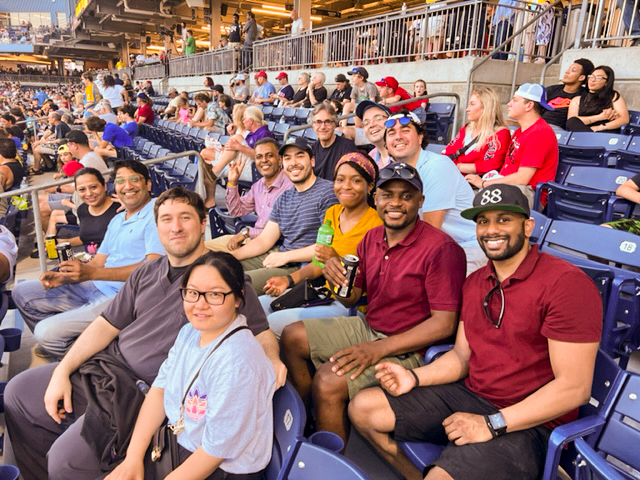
[
  {"xmin": 281, "ymin": 162, "xmax": 466, "ymax": 443},
  {"xmin": 384, "ymin": 110, "xmax": 486, "ymax": 275},
  {"xmin": 12, "ymin": 159, "xmax": 165, "ymax": 358},
  {"xmin": 349, "ymin": 184, "xmax": 602, "ymax": 480}
]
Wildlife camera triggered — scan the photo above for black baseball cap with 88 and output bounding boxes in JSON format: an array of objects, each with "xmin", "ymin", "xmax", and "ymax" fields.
[
  {"xmin": 376, "ymin": 162, "xmax": 423, "ymax": 192},
  {"xmin": 461, "ymin": 184, "xmax": 531, "ymax": 221}
]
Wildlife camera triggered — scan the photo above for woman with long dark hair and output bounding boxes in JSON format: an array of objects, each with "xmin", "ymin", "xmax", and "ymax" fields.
[{"xmin": 566, "ymin": 65, "xmax": 630, "ymax": 133}]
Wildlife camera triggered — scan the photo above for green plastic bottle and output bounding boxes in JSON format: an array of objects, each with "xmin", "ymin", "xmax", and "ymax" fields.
[{"xmin": 312, "ymin": 220, "xmax": 334, "ymax": 267}]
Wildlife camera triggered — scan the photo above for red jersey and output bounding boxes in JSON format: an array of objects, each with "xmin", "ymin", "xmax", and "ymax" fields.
[
  {"xmin": 389, "ymin": 87, "xmax": 424, "ymax": 113},
  {"xmin": 444, "ymin": 127, "xmax": 511, "ymax": 175},
  {"xmin": 498, "ymin": 117, "xmax": 558, "ymax": 189}
]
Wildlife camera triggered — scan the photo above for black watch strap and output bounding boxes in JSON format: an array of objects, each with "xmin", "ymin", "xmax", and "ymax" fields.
[{"xmin": 286, "ymin": 274, "xmax": 295, "ymax": 288}]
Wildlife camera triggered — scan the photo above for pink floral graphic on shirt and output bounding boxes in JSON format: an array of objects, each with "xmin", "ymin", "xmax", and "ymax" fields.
[{"xmin": 185, "ymin": 389, "xmax": 207, "ymax": 421}]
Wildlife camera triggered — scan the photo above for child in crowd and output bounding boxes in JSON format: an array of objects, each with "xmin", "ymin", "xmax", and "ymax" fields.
[{"xmin": 53, "ymin": 144, "xmax": 83, "ymax": 180}]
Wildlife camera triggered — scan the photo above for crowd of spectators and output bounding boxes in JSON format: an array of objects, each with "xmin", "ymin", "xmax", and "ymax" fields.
[{"xmin": 0, "ymin": 49, "xmax": 637, "ymax": 480}]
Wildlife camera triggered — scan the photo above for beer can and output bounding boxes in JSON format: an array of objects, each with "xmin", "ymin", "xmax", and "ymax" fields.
[
  {"xmin": 56, "ymin": 242, "xmax": 73, "ymax": 263},
  {"xmin": 45, "ymin": 235, "xmax": 58, "ymax": 259},
  {"xmin": 334, "ymin": 255, "xmax": 359, "ymax": 298}
]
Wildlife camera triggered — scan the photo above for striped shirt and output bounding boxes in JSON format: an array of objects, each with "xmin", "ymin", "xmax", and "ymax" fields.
[{"xmin": 269, "ymin": 177, "xmax": 338, "ymax": 252}]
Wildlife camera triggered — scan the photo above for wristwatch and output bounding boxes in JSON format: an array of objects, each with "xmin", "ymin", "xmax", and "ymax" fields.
[
  {"xmin": 485, "ymin": 412, "xmax": 507, "ymax": 438},
  {"xmin": 240, "ymin": 227, "xmax": 250, "ymax": 238}
]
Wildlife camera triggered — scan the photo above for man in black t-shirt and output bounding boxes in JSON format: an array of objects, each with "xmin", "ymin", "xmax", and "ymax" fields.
[
  {"xmin": 303, "ymin": 72, "xmax": 328, "ymax": 108},
  {"xmin": 328, "ymin": 73, "xmax": 353, "ymax": 111},
  {"xmin": 310, "ymin": 102, "xmax": 357, "ymax": 180},
  {"xmin": 229, "ymin": 13, "xmax": 242, "ymax": 45},
  {"xmin": 542, "ymin": 58, "xmax": 594, "ymax": 130},
  {"xmin": 32, "ymin": 111, "xmax": 71, "ymax": 173}
]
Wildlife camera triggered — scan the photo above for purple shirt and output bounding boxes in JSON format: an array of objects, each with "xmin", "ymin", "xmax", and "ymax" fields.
[
  {"xmin": 246, "ymin": 125, "xmax": 273, "ymax": 149},
  {"xmin": 225, "ymin": 169, "xmax": 292, "ymax": 238}
]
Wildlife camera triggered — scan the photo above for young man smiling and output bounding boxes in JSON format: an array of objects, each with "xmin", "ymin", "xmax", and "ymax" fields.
[
  {"xmin": 205, "ymin": 138, "xmax": 292, "ymax": 252},
  {"xmin": 281, "ymin": 163, "xmax": 465, "ymax": 442},
  {"xmin": 349, "ymin": 184, "xmax": 602, "ymax": 480},
  {"xmin": 5, "ymin": 188, "xmax": 285, "ymax": 479},
  {"xmin": 230, "ymin": 137, "xmax": 338, "ymax": 293}
]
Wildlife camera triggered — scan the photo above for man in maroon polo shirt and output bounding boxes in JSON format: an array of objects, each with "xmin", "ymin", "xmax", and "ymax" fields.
[
  {"xmin": 280, "ymin": 162, "xmax": 466, "ymax": 443},
  {"xmin": 349, "ymin": 184, "xmax": 602, "ymax": 480}
]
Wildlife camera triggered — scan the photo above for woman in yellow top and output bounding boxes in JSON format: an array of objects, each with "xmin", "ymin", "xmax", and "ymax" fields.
[{"xmin": 259, "ymin": 152, "xmax": 383, "ymax": 337}]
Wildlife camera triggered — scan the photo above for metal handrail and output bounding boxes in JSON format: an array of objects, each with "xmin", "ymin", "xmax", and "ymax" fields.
[
  {"xmin": 539, "ymin": 42, "xmax": 576, "ymax": 84},
  {"xmin": 464, "ymin": 0, "xmax": 564, "ymax": 113},
  {"xmin": 15, "ymin": 115, "xmax": 49, "ymax": 140},
  {"xmin": 283, "ymin": 92, "xmax": 461, "ymax": 142},
  {"xmin": 1, "ymin": 151, "xmax": 206, "ymax": 273}
]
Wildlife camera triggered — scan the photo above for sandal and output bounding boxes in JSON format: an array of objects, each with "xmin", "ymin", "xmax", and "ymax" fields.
[{"xmin": 28, "ymin": 167, "xmax": 44, "ymax": 175}]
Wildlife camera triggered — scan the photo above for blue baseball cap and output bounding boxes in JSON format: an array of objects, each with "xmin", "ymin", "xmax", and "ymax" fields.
[{"xmin": 514, "ymin": 83, "xmax": 553, "ymax": 110}]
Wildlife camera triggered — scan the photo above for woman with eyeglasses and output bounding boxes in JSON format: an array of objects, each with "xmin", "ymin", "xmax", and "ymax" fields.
[
  {"xmin": 259, "ymin": 152, "xmax": 383, "ymax": 337},
  {"xmin": 444, "ymin": 87, "xmax": 511, "ymax": 176},
  {"xmin": 566, "ymin": 65, "xmax": 630, "ymax": 133},
  {"xmin": 106, "ymin": 252, "xmax": 275, "ymax": 480}
]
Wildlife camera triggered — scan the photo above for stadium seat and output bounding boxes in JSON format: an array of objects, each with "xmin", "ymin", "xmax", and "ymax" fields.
[
  {"xmin": 555, "ymin": 145, "xmax": 607, "ymax": 183},
  {"xmin": 621, "ymin": 110, "xmax": 640, "ymax": 135},
  {"xmin": 265, "ymin": 382, "xmax": 306, "ymax": 480},
  {"xmin": 167, "ymin": 162, "xmax": 198, "ymax": 191},
  {"xmin": 553, "ymin": 130, "xmax": 571, "ymax": 146},
  {"xmin": 272, "ymin": 123, "xmax": 289, "ymax": 142},
  {"xmin": 529, "ymin": 210, "xmax": 551, "ymax": 244},
  {"xmin": 547, "ymin": 364, "xmax": 640, "ymax": 479},
  {"xmin": 424, "ymin": 103, "xmax": 456, "ymax": 144},
  {"xmin": 267, "ymin": 121, "xmax": 276, "ymax": 132},
  {"xmin": 283, "ymin": 108, "xmax": 297, "ymax": 125},
  {"xmin": 262, "ymin": 106, "xmax": 274, "ymax": 121},
  {"xmin": 565, "ymin": 131, "xmax": 631, "ymax": 169},
  {"xmin": 294, "ymin": 109, "xmax": 311, "ymax": 125},
  {"xmin": 540, "ymin": 220, "xmax": 640, "ymax": 367},
  {"xmin": 536, "ymin": 167, "xmax": 636, "ymax": 224},
  {"xmin": 275, "ymin": 438, "xmax": 370, "ymax": 480},
  {"xmin": 271, "ymin": 107, "xmax": 284, "ymax": 122}
]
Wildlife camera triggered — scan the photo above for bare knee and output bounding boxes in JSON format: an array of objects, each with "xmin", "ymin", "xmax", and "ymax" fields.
[
  {"xmin": 281, "ymin": 321, "xmax": 310, "ymax": 358},
  {"xmin": 312, "ymin": 362, "xmax": 348, "ymax": 401},
  {"xmin": 349, "ymin": 387, "xmax": 394, "ymax": 432}
]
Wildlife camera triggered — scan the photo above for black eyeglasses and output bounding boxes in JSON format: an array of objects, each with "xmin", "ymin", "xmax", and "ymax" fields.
[
  {"xmin": 384, "ymin": 116, "xmax": 413, "ymax": 129},
  {"xmin": 180, "ymin": 288, "xmax": 233, "ymax": 306},
  {"xmin": 483, "ymin": 279, "xmax": 505, "ymax": 328},
  {"xmin": 379, "ymin": 163, "xmax": 416, "ymax": 181}
]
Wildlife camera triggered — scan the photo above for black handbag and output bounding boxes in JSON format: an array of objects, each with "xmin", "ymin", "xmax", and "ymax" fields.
[
  {"xmin": 270, "ymin": 279, "xmax": 334, "ymax": 311},
  {"xmin": 146, "ymin": 326, "xmax": 250, "ymax": 478}
]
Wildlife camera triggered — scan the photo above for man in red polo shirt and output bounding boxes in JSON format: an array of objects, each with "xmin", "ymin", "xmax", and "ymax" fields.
[
  {"xmin": 281, "ymin": 162, "xmax": 466, "ymax": 442},
  {"xmin": 466, "ymin": 84, "xmax": 559, "ymax": 206},
  {"xmin": 349, "ymin": 184, "xmax": 602, "ymax": 480},
  {"xmin": 376, "ymin": 76, "xmax": 423, "ymax": 113}
]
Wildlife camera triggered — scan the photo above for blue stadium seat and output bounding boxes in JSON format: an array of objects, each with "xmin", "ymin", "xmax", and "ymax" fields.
[
  {"xmin": 554, "ymin": 130, "xmax": 571, "ymax": 146},
  {"xmin": 566, "ymin": 131, "xmax": 631, "ymax": 168},
  {"xmin": 265, "ymin": 382, "xmax": 306, "ymax": 480},
  {"xmin": 621, "ymin": 110, "xmax": 640, "ymax": 135},
  {"xmin": 536, "ymin": 167, "xmax": 635, "ymax": 224},
  {"xmin": 529, "ymin": 210, "xmax": 551, "ymax": 244},
  {"xmin": 218, "ymin": 135, "xmax": 230, "ymax": 146},
  {"xmin": 275, "ymin": 438, "xmax": 369, "ymax": 480},
  {"xmin": 161, "ymin": 157, "xmax": 190, "ymax": 189},
  {"xmin": 272, "ymin": 123, "xmax": 289, "ymax": 142},
  {"xmin": 540, "ymin": 220, "xmax": 640, "ymax": 367},
  {"xmin": 271, "ymin": 107, "xmax": 284, "ymax": 123},
  {"xmin": 283, "ymin": 108, "xmax": 297, "ymax": 125},
  {"xmin": 267, "ymin": 121, "xmax": 276, "ymax": 132},
  {"xmin": 556, "ymin": 145, "xmax": 607, "ymax": 183},
  {"xmin": 167, "ymin": 162, "xmax": 198, "ymax": 190},
  {"xmin": 262, "ymin": 106, "xmax": 274, "ymax": 121},
  {"xmin": 542, "ymin": 350, "xmax": 628, "ymax": 480},
  {"xmin": 294, "ymin": 109, "xmax": 311, "ymax": 125},
  {"xmin": 424, "ymin": 103, "xmax": 456, "ymax": 144}
]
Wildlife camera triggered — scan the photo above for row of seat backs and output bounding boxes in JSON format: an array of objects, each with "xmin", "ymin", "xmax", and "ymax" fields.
[{"xmin": 534, "ymin": 166, "xmax": 637, "ymax": 225}]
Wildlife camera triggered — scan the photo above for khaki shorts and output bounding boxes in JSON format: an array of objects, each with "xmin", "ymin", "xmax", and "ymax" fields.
[{"xmin": 304, "ymin": 316, "xmax": 424, "ymax": 399}]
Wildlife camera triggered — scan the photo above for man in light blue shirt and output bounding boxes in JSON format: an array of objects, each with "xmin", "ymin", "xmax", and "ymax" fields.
[
  {"xmin": 12, "ymin": 160, "xmax": 165, "ymax": 357},
  {"xmin": 250, "ymin": 71, "xmax": 276, "ymax": 105},
  {"xmin": 385, "ymin": 110, "xmax": 486, "ymax": 274}
]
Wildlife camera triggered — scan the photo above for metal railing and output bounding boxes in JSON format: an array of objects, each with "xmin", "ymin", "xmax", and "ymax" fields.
[
  {"xmin": 582, "ymin": 0, "xmax": 640, "ymax": 46},
  {"xmin": 254, "ymin": 0, "xmax": 564, "ymax": 70},
  {"xmin": 169, "ymin": 48, "xmax": 240, "ymax": 77},
  {"xmin": 0, "ymin": 74, "xmax": 80, "ymax": 84},
  {"xmin": 133, "ymin": 63, "xmax": 167, "ymax": 80},
  {"xmin": 283, "ymin": 92, "xmax": 461, "ymax": 142},
  {"xmin": 1, "ymin": 152, "xmax": 206, "ymax": 273}
]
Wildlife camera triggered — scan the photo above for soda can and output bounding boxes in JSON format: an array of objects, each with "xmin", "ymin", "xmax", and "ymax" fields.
[
  {"xmin": 56, "ymin": 242, "xmax": 73, "ymax": 263},
  {"xmin": 45, "ymin": 235, "xmax": 58, "ymax": 259},
  {"xmin": 334, "ymin": 255, "xmax": 359, "ymax": 298}
]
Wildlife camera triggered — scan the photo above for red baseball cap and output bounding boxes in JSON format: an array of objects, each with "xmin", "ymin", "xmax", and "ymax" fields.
[
  {"xmin": 375, "ymin": 76, "xmax": 399, "ymax": 91},
  {"xmin": 275, "ymin": 72, "xmax": 288, "ymax": 80},
  {"xmin": 254, "ymin": 70, "xmax": 267, "ymax": 79}
]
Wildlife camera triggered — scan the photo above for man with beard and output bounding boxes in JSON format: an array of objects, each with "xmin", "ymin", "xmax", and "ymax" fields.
[
  {"xmin": 205, "ymin": 138, "xmax": 292, "ymax": 252},
  {"xmin": 5, "ymin": 188, "xmax": 286, "ymax": 479},
  {"xmin": 280, "ymin": 162, "xmax": 466, "ymax": 442},
  {"xmin": 230, "ymin": 137, "xmax": 338, "ymax": 294},
  {"xmin": 349, "ymin": 184, "xmax": 602, "ymax": 480}
]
